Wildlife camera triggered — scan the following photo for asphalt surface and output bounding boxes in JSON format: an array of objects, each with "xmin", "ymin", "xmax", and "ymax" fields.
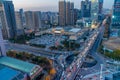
[{"xmin": 74, "ymin": 25, "xmax": 106, "ymax": 80}]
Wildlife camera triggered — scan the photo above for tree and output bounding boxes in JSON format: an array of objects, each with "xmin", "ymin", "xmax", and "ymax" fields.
[
  {"xmin": 49, "ymin": 68, "xmax": 56, "ymax": 75},
  {"xmin": 104, "ymin": 50, "xmax": 120, "ymax": 61},
  {"xmin": 61, "ymin": 40, "xmax": 80, "ymax": 50},
  {"xmin": 45, "ymin": 75, "xmax": 51, "ymax": 80}
]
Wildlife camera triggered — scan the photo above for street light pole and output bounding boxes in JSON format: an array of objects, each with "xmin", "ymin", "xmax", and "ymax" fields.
[
  {"xmin": 69, "ymin": 40, "xmax": 70, "ymax": 51},
  {"xmin": 100, "ymin": 64, "xmax": 103, "ymax": 80},
  {"xmin": 103, "ymin": 46, "xmax": 106, "ymax": 54}
]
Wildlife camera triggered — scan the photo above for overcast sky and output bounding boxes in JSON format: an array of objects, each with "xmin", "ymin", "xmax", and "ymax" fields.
[{"xmin": 12, "ymin": 0, "xmax": 114, "ymax": 11}]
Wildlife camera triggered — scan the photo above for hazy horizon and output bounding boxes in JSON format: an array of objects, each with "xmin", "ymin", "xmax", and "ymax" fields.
[{"xmin": 12, "ymin": 0, "xmax": 114, "ymax": 11}]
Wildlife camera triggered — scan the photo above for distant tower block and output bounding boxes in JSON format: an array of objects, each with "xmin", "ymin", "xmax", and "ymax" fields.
[{"xmin": 0, "ymin": 19, "xmax": 6, "ymax": 56}]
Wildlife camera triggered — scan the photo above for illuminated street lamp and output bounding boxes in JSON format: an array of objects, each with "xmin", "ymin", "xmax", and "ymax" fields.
[
  {"xmin": 100, "ymin": 64, "xmax": 104, "ymax": 80},
  {"xmin": 103, "ymin": 46, "xmax": 106, "ymax": 54},
  {"xmin": 112, "ymin": 15, "xmax": 115, "ymax": 19}
]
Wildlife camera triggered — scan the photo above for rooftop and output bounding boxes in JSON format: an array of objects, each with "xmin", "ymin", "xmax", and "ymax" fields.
[
  {"xmin": 55, "ymin": 27, "xmax": 64, "ymax": 30},
  {"xmin": 0, "ymin": 57, "xmax": 39, "ymax": 75},
  {"xmin": 0, "ymin": 64, "xmax": 24, "ymax": 80},
  {"xmin": 69, "ymin": 28, "xmax": 81, "ymax": 33}
]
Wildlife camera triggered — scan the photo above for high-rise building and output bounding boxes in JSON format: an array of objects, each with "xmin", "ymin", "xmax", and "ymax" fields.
[
  {"xmin": 25, "ymin": 11, "xmax": 34, "ymax": 31},
  {"xmin": 91, "ymin": 0, "xmax": 99, "ymax": 20},
  {"xmin": 81, "ymin": 0, "xmax": 91, "ymax": 18},
  {"xmin": 33, "ymin": 11, "xmax": 41, "ymax": 32},
  {"xmin": 70, "ymin": 2, "xmax": 74, "ymax": 25},
  {"xmin": 59, "ymin": 0, "xmax": 74, "ymax": 26},
  {"xmin": 0, "ymin": 0, "xmax": 17, "ymax": 39},
  {"xmin": 0, "ymin": 1, "xmax": 9, "ymax": 39},
  {"xmin": 74, "ymin": 9, "xmax": 80, "ymax": 25},
  {"xmin": 15, "ymin": 9, "xmax": 26, "ymax": 36},
  {"xmin": 49, "ymin": 12, "xmax": 58, "ymax": 26},
  {"xmin": 66, "ymin": 1, "xmax": 71, "ymax": 25},
  {"xmin": 3, "ymin": 1, "xmax": 17, "ymax": 39},
  {"xmin": 111, "ymin": 0, "xmax": 120, "ymax": 30},
  {"xmin": 15, "ymin": 12, "xmax": 24, "ymax": 36},
  {"xmin": 59, "ymin": 0, "xmax": 66, "ymax": 26},
  {"xmin": 19, "ymin": 9, "xmax": 26, "ymax": 27},
  {"xmin": 0, "ymin": 22, "xmax": 6, "ymax": 56},
  {"xmin": 98, "ymin": 0, "xmax": 104, "ymax": 20}
]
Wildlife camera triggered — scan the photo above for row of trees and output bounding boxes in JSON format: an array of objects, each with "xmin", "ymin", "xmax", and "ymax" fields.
[
  {"xmin": 30, "ymin": 44, "xmax": 46, "ymax": 48},
  {"xmin": 49, "ymin": 45, "xmax": 64, "ymax": 51}
]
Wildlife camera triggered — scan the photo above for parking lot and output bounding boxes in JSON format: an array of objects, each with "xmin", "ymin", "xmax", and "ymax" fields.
[{"xmin": 29, "ymin": 34, "xmax": 68, "ymax": 48}]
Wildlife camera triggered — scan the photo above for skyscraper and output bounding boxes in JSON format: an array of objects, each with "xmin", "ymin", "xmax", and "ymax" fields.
[
  {"xmin": 91, "ymin": 0, "xmax": 99, "ymax": 20},
  {"xmin": 25, "ymin": 11, "xmax": 34, "ymax": 31},
  {"xmin": 81, "ymin": 0, "xmax": 91, "ymax": 18},
  {"xmin": 59, "ymin": 0, "xmax": 66, "ymax": 26},
  {"xmin": 33, "ymin": 11, "xmax": 41, "ymax": 32},
  {"xmin": 0, "ymin": 1, "xmax": 9, "ymax": 39},
  {"xmin": 98, "ymin": 0, "xmax": 104, "ymax": 20},
  {"xmin": 59, "ymin": 0, "xmax": 74, "ymax": 26},
  {"xmin": 2, "ymin": 0, "xmax": 17, "ymax": 39},
  {"xmin": 111, "ymin": 0, "xmax": 120, "ymax": 30},
  {"xmin": 66, "ymin": 1, "xmax": 70, "ymax": 25},
  {"xmin": 19, "ymin": 9, "xmax": 26, "ymax": 27},
  {"xmin": 70, "ymin": 2, "xmax": 74, "ymax": 25},
  {"xmin": 74, "ymin": 9, "xmax": 80, "ymax": 25},
  {"xmin": 0, "ymin": 21, "xmax": 6, "ymax": 56},
  {"xmin": 15, "ymin": 11, "xmax": 24, "ymax": 36},
  {"xmin": 50, "ymin": 12, "xmax": 59, "ymax": 25}
]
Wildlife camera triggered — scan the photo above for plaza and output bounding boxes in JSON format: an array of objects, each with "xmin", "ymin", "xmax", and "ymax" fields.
[{"xmin": 29, "ymin": 34, "xmax": 68, "ymax": 48}]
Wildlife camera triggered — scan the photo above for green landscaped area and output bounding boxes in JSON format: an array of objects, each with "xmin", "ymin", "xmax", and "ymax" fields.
[
  {"xmin": 61, "ymin": 40, "xmax": 80, "ymax": 50},
  {"xmin": 99, "ymin": 23, "xmax": 120, "ymax": 61},
  {"xmin": 9, "ymin": 32, "xmax": 35, "ymax": 44},
  {"xmin": 49, "ymin": 40, "xmax": 80, "ymax": 51},
  {"xmin": 104, "ymin": 50, "xmax": 120, "ymax": 61},
  {"xmin": 98, "ymin": 45, "xmax": 120, "ymax": 61}
]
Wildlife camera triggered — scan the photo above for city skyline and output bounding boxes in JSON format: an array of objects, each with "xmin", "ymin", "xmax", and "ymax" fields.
[
  {"xmin": 0, "ymin": 0, "xmax": 120, "ymax": 80},
  {"xmin": 13, "ymin": 0, "xmax": 114, "ymax": 11}
]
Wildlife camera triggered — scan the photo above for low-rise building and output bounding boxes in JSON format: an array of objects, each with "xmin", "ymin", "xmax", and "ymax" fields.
[
  {"xmin": 49, "ymin": 27, "xmax": 88, "ymax": 40},
  {"xmin": 0, "ymin": 64, "xmax": 25, "ymax": 80},
  {"xmin": 0, "ymin": 56, "xmax": 43, "ymax": 80}
]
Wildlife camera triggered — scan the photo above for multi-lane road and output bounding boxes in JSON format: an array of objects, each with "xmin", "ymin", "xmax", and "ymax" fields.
[
  {"xmin": 5, "ymin": 43, "xmax": 60, "ymax": 59},
  {"xmin": 60, "ymin": 22, "xmax": 105, "ymax": 80},
  {"xmin": 5, "ymin": 41, "xmax": 74, "ymax": 60},
  {"xmin": 74, "ymin": 24, "xmax": 105, "ymax": 80},
  {"xmin": 60, "ymin": 28, "xmax": 100, "ymax": 80}
]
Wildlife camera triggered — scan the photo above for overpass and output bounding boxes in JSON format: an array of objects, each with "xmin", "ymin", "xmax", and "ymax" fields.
[
  {"xmin": 74, "ymin": 24, "xmax": 105, "ymax": 80},
  {"xmin": 74, "ymin": 25, "xmax": 105, "ymax": 80},
  {"xmin": 60, "ymin": 24, "xmax": 105, "ymax": 80}
]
